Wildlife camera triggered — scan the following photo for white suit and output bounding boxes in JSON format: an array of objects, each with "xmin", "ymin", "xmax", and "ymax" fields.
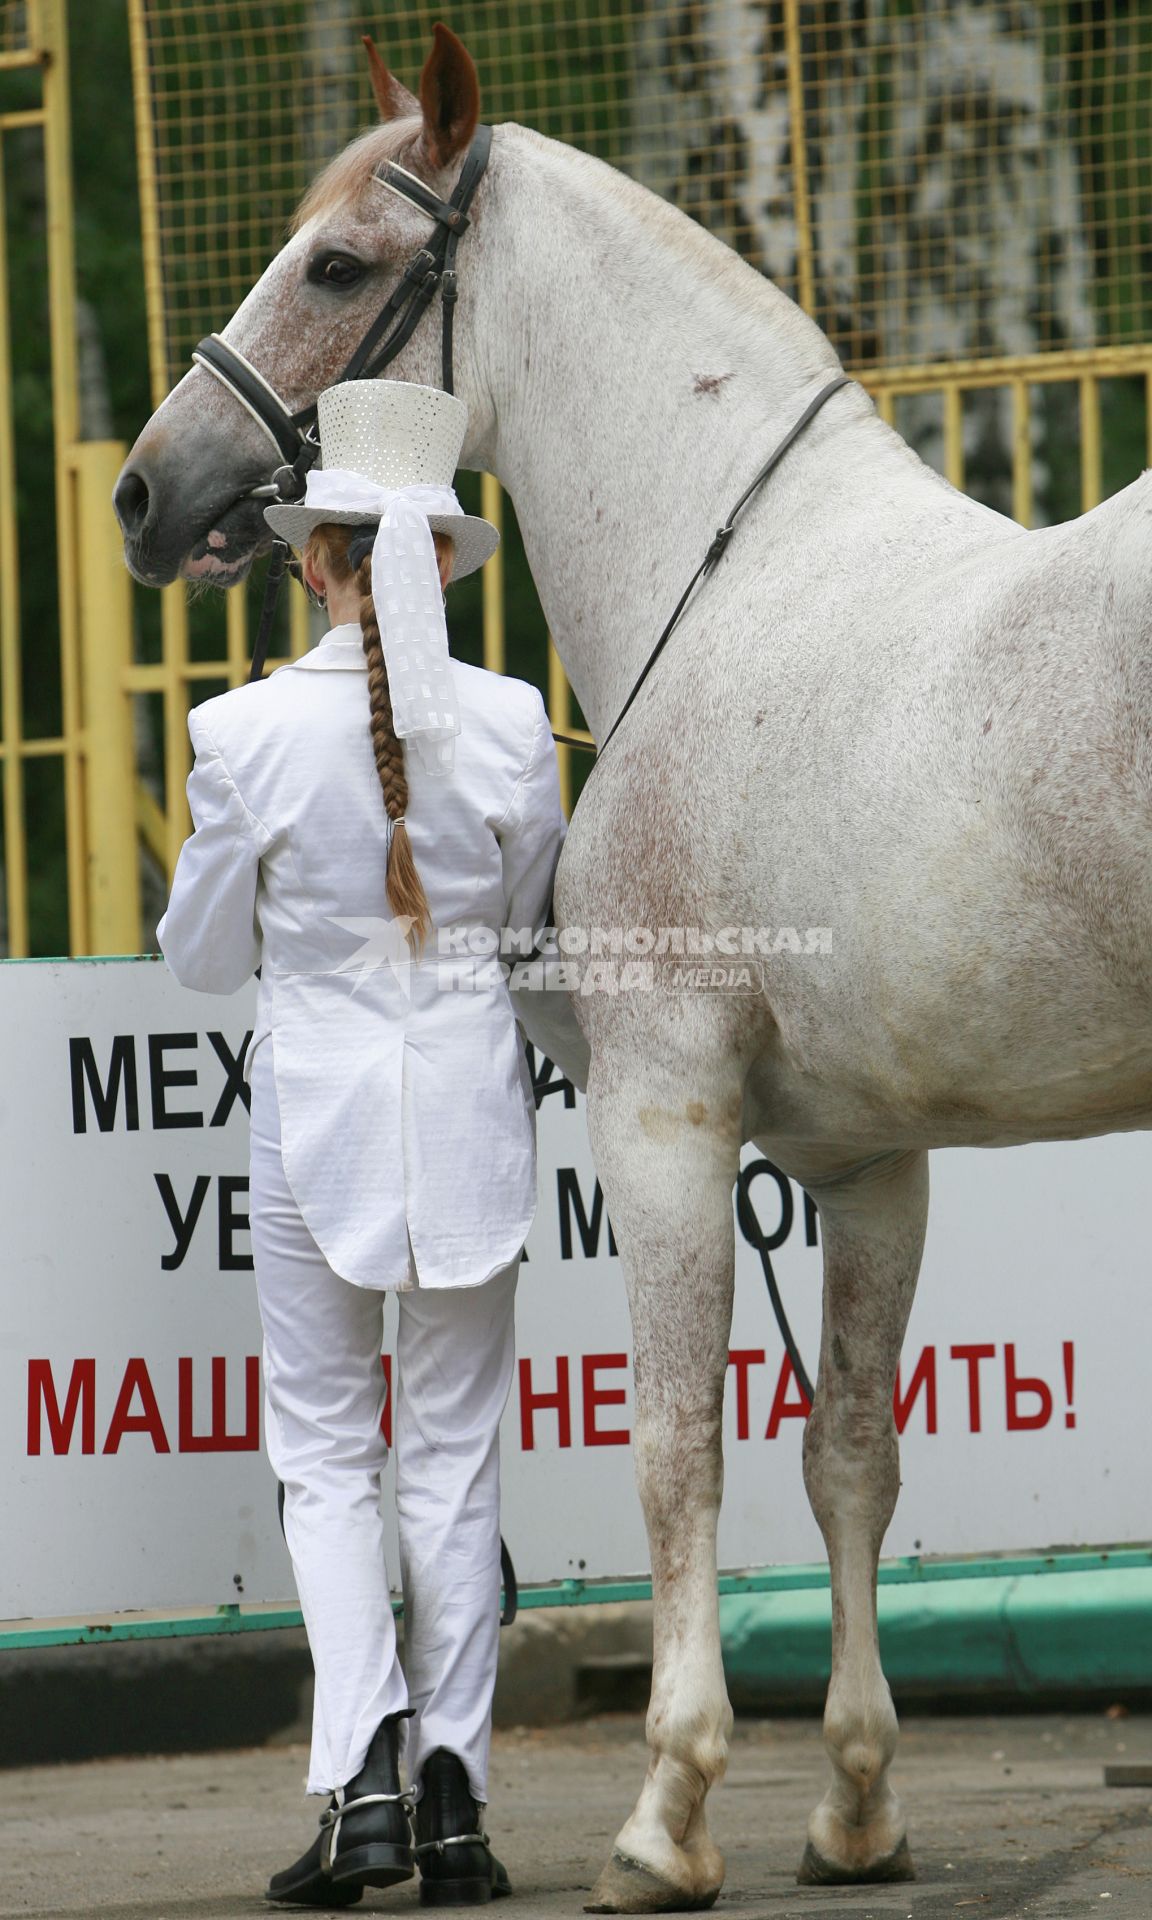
[
  {"xmin": 158, "ymin": 623, "xmax": 565, "ymax": 1799},
  {"xmin": 159, "ymin": 622, "xmax": 565, "ymax": 1293}
]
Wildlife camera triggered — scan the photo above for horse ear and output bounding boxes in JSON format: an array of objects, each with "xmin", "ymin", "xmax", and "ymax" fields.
[
  {"xmin": 418, "ymin": 22, "xmax": 480, "ymax": 171},
  {"xmin": 362, "ymin": 36, "xmax": 419, "ymax": 122}
]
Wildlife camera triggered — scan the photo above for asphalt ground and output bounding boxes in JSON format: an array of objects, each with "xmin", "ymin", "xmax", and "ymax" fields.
[{"xmin": 2, "ymin": 1711, "xmax": 1150, "ymax": 1920}]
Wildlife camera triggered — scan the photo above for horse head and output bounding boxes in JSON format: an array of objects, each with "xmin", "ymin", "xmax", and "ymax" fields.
[{"xmin": 114, "ymin": 26, "xmax": 488, "ymax": 587}]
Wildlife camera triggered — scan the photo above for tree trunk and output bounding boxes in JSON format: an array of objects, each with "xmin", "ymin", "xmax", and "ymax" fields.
[{"xmin": 629, "ymin": 0, "xmax": 1093, "ymax": 519}]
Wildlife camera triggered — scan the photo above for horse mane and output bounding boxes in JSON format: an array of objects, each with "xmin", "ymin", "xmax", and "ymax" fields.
[
  {"xmin": 291, "ymin": 119, "xmax": 422, "ymax": 232},
  {"xmin": 499, "ymin": 125, "xmax": 840, "ymax": 363}
]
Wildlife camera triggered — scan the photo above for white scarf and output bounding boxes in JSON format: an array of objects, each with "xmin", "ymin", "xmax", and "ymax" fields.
[{"xmin": 304, "ymin": 469, "xmax": 462, "ymax": 776}]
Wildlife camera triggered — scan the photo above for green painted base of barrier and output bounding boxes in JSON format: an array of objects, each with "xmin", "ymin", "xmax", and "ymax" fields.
[
  {"xmin": 722, "ymin": 1558, "xmax": 1152, "ymax": 1704},
  {"xmin": 3, "ymin": 1549, "xmax": 1151, "ymax": 1675}
]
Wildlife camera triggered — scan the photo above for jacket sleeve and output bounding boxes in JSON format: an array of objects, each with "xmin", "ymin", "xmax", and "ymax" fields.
[
  {"xmin": 496, "ymin": 687, "xmax": 566, "ymax": 955},
  {"xmin": 156, "ymin": 708, "xmax": 268, "ymax": 994}
]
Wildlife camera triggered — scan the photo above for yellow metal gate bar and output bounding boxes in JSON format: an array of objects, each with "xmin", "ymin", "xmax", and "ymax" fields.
[
  {"xmin": 72, "ymin": 441, "xmax": 139, "ymax": 951},
  {"xmin": 864, "ymin": 350, "xmax": 1152, "ymax": 535},
  {"xmin": 0, "ymin": 113, "xmax": 27, "ymax": 955},
  {"xmin": 0, "ymin": 0, "xmax": 90, "ymax": 957},
  {"xmin": 0, "ymin": 0, "xmax": 141, "ymax": 957},
  {"xmin": 38, "ymin": 0, "xmax": 87, "ymax": 953}
]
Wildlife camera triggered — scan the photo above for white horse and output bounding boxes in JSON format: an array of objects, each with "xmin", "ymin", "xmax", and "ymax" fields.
[{"xmin": 115, "ymin": 27, "xmax": 1152, "ymax": 1912}]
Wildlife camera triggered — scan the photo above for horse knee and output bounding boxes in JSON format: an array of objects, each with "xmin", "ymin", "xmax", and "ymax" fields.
[{"xmin": 632, "ymin": 1401, "xmax": 725, "ymax": 1517}]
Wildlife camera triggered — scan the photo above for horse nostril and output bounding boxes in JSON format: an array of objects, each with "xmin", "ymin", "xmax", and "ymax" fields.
[{"xmin": 113, "ymin": 467, "xmax": 151, "ymax": 536}]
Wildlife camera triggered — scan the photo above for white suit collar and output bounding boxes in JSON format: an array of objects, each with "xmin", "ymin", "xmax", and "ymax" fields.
[{"xmin": 283, "ymin": 623, "xmax": 367, "ymax": 672}]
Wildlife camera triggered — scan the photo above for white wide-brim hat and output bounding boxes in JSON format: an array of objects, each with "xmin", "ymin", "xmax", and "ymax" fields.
[{"xmin": 264, "ymin": 379, "xmax": 499, "ymax": 580}]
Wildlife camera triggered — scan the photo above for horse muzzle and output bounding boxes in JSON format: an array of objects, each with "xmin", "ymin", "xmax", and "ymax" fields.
[{"xmin": 114, "ymin": 437, "xmax": 274, "ymax": 587}]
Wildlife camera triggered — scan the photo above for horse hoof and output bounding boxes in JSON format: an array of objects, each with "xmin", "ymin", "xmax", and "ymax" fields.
[
  {"xmin": 585, "ymin": 1851, "xmax": 720, "ymax": 1914},
  {"xmin": 797, "ymin": 1836, "xmax": 915, "ymax": 1885}
]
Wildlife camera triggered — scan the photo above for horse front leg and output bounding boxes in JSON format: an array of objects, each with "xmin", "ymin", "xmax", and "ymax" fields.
[
  {"xmin": 795, "ymin": 1147, "xmax": 928, "ymax": 1885},
  {"xmin": 584, "ymin": 1056, "xmax": 740, "ymax": 1915}
]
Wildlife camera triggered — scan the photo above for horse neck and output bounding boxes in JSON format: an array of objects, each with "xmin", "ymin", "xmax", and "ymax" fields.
[{"xmin": 469, "ymin": 126, "xmax": 846, "ymax": 738}]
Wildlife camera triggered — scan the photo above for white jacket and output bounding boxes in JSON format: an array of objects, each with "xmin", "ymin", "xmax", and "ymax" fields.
[{"xmin": 158, "ymin": 623, "xmax": 565, "ymax": 1292}]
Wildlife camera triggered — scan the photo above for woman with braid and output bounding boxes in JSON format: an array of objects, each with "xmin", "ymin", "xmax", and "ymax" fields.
[{"xmin": 158, "ymin": 382, "xmax": 565, "ymax": 1910}]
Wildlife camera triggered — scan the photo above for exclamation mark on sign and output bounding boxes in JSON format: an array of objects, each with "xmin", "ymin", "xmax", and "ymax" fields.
[{"xmin": 1063, "ymin": 1342, "xmax": 1076, "ymax": 1429}]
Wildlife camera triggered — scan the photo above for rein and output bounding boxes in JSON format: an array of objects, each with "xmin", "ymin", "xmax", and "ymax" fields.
[
  {"xmin": 552, "ymin": 374, "xmax": 852, "ymax": 762},
  {"xmin": 549, "ymin": 373, "xmax": 850, "ymax": 1404},
  {"xmin": 549, "ymin": 383, "xmax": 850, "ymax": 1406},
  {"xmin": 190, "ymin": 125, "xmax": 494, "ymax": 685}
]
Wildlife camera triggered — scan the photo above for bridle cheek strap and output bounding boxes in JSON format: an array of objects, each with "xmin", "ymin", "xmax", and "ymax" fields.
[{"xmin": 190, "ymin": 123, "xmax": 492, "ymax": 509}]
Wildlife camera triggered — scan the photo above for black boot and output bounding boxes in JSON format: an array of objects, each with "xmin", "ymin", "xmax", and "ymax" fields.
[
  {"xmin": 414, "ymin": 1748, "xmax": 511, "ymax": 1907},
  {"xmin": 266, "ymin": 1712, "xmax": 415, "ymax": 1906}
]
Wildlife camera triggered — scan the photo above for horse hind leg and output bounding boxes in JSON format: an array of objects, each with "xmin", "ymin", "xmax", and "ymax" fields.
[
  {"xmin": 583, "ymin": 1059, "xmax": 740, "ymax": 1914},
  {"xmin": 794, "ymin": 1147, "xmax": 928, "ymax": 1886}
]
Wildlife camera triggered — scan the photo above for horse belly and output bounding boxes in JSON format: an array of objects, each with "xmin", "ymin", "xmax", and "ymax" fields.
[{"xmin": 746, "ymin": 908, "xmax": 1152, "ymax": 1153}]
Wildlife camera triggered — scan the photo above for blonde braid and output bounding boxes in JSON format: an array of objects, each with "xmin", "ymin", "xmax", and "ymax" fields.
[{"xmin": 354, "ymin": 551, "xmax": 433, "ymax": 953}]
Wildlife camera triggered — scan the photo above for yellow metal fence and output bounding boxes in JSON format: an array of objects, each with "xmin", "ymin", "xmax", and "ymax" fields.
[
  {"xmin": 3, "ymin": 2, "xmax": 1151, "ymax": 955},
  {"xmin": 127, "ymin": 3, "xmax": 1152, "ymax": 377},
  {"xmin": 0, "ymin": 0, "xmax": 129, "ymax": 958},
  {"xmin": 871, "ymin": 347, "xmax": 1152, "ymax": 516}
]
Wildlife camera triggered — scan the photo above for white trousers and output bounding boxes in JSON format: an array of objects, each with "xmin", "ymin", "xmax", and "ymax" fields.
[{"xmin": 249, "ymin": 1044, "xmax": 518, "ymax": 1801}]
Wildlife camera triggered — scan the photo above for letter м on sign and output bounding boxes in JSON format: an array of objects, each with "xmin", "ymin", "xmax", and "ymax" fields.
[{"xmin": 69, "ymin": 1036, "xmax": 139, "ymax": 1132}]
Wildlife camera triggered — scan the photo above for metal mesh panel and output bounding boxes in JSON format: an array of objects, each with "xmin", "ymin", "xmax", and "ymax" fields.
[
  {"xmin": 0, "ymin": 2, "xmax": 29, "ymax": 56},
  {"xmin": 133, "ymin": 0, "xmax": 1152, "ymax": 385},
  {"xmin": 782, "ymin": 2, "xmax": 1150, "ymax": 368}
]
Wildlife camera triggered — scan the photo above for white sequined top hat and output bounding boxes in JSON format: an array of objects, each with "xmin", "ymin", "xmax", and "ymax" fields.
[
  {"xmin": 264, "ymin": 381, "xmax": 499, "ymax": 777},
  {"xmin": 263, "ymin": 379, "xmax": 498, "ymax": 581}
]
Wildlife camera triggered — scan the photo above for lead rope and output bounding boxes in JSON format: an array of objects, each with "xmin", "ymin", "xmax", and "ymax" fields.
[
  {"xmin": 246, "ymin": 425, "xmax": 323, "ymax": 684},
  {"xmin": 247, "ymin": 537, "xmax": 294, "ymax": 685},
  {"xmin": 499, "ymin": 1535, "xmax": 518, "ymax": 1627},
  {"xmin": 545, "ymin": 383, "xmax": 849, "ymax": 1399},
  {"xmin": 551, "ymin": 376, "xmax": 851, "ymax": 756},
  {"xmin": 735, "ymin": 1165, "xmax": 816, "ymax": 1406}
]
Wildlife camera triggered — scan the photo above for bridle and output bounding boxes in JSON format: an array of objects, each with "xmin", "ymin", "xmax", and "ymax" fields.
[
  {"xmin": 190, "ymin": 124, "xmax": 493, "ymax": 681},
  {"xmin": 188, "ymin": 111, "xmax": 849, "ymax": 778}
]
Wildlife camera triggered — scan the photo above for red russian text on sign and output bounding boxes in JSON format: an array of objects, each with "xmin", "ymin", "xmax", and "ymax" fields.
[
  {"xmin": 582, "ymin": 1353, "xmax": 630, "ymax": 1446},
  {"xmin": 27, "ymin": 1356, "xmax": 259, "ymax": 1457},
  {"xmin": 519, "ymin": 1355, "xmax": 573, "ymax": 1451}
]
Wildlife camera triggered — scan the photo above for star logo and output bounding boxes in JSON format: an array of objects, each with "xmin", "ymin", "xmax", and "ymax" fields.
[{"xmin": 329, "ymin": 915, "xmax": 416, "ymax": 997}]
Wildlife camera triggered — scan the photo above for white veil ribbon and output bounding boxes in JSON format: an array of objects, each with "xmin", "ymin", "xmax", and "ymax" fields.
[{"xmin": 305, "ymin": 468, "xmax": 463, "ymax": 776}]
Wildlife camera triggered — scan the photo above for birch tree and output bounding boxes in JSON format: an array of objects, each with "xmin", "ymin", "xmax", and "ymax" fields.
[{"xmin": 630, "ymin": 0, "xmax": 1093, "ymax": 519}]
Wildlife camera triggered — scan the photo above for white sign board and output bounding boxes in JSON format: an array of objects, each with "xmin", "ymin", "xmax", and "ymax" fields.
[{"xmin": 1, "ymin": 958, "xmax": 1148, "ymax": 1620}]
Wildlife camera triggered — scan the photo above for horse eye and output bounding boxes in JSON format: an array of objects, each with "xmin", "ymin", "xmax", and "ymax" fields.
[{"xmin": 309, "ymin": 253, "xmax": 364, "ymax": 289}]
